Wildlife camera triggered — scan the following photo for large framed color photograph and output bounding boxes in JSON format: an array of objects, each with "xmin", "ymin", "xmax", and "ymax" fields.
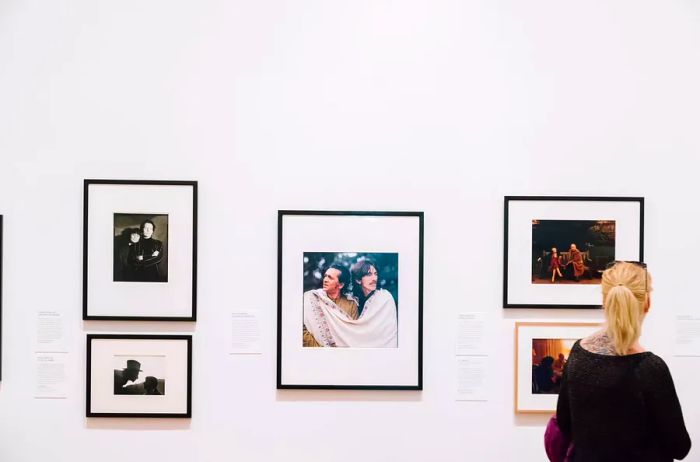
[
  {"xmin": 87, "ymin": 334, "xmax": 192, "ymax": 418},
  {"xmin": 504, "ymin": 196, "xmax": 644, "ymax": 308},
  {"xmin": 83, "ymin": 180, "xmax": 197, "ymax": 320},
  {"xmin": 278, "ymin": 211, "xmax": 424, "ymax": 389},
  {"xmin": 515, "ymin": 322, "xmax": 600, "ymax": 413}
]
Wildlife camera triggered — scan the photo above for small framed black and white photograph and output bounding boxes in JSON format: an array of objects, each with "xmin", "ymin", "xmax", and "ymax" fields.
[
  {"xmin": 83, "ymin": 180, "xmax": 197, "ymax": 320},
  {"xmin": 278, "ymin": 211, "xmax": 424, "ymax": 390},
  {"xmin": 86, "ymin": 334, "xmax": 192, "ymax": 418},
  {"xmin": 504, "ymin": 196, "xmax": 643, "ymax": 308}
]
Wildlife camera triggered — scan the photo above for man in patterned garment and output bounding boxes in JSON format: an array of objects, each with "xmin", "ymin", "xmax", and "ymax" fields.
[
  {"xmin": 567, "ymin": 243, "xmax": 587, "ymax": 281},
  {"xmin": 302, "ymin": 264, "xmax": 359, "ymax": 347}
]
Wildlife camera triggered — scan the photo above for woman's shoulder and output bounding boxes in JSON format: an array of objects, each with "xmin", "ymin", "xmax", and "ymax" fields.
[
  {"xmin": 636, "ymin": 352, "xmax": 670, "ymax": 374},
  {"xmin": 632, "ymin": 352, "xmax": 680, "ymax": 394}
]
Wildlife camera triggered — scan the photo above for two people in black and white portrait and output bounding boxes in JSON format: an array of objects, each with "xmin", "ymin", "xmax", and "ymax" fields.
[
  {"xmin": 302, "ymin": 254, "xmax": 398, "ymax": 348},
  {"xmin": 113, "ymin": 359, "xmax": 165, "ymax": 395},
  {"xmin": 114, "ymin": 214, "xmax": 168, "ymax": 283}
]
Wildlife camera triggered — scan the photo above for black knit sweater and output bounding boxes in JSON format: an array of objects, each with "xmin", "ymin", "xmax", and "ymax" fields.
[{"xmin": 556, "ymin": 341, "xmax": 691, "ymax": 461}]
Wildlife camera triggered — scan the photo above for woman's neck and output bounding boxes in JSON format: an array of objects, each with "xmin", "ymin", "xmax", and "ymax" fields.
[
  {"xmin": 626, "ymin": 340, "xmax": 646, "ymax": 354},
  {"xmin": 582, "ymin": 329, "xmax": 645, "ymax": 355}
]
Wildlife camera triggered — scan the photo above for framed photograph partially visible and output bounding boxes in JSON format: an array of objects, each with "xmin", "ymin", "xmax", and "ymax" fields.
[
  {"xmin": 86, "ymin": 334, "xmax": 192, "ymax": 418},
  {"xmin": 277, "ymin": 211, "xmax": 424, "ymax": 390},
  {"xmin": 515, "ymin": 322, "xmax": 600, "ymax": 413},
  {"xmin": 0, "ymin": 215, "xmax": 3, "ymax": 381},
  {"xmin": 504, "ymin": 196, "xmax": 644, "ymax": 308},
  {"xmin": 83, "ymin": 180, "xmax": 197, "ymax": 320}
]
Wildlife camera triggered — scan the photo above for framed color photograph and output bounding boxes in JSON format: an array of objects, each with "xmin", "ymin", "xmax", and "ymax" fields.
[
  {"xmin": 86, "ymin": 334, "xmax": 192, "ymax": 418},
  {"xmin": 504, "ymin": 196, "xmax": 644, "ymax": 308},
  {"xmin": 83, "ymin": 180, "xmax": 197, "ymax": 320},
  {"xmin": 515, "ymin": 322, "xmax": 600, "ymax": 413},
  {"xmin": 278, "ymin": 211, "xmax": 423, "ymax": 389}
]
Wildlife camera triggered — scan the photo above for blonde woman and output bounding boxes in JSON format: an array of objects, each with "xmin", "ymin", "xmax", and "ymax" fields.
[{"xmin": 555, "ymin": 262, "xmax": 691, "ymax": 461}]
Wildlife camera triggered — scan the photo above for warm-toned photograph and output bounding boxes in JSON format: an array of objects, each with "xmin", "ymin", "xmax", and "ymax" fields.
[
  {"xmin": 302, "ymin": 252, "xmax": 398, "ymax": 348},
  {"xmin": 515, "ymin": 322, "xmax": 600, "ymax": 413},
  {"xmin": 531, "ymin": 219, "xmax": 615, "ymax": 284},
  {"xmin": 531, "ymin": 338, "xmax": 575, "ymax": 395}
]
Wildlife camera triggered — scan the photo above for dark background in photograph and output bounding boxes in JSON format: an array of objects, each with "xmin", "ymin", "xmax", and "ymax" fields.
[
  {"xmin": 113, "ymin": 358, "xmax": 166, "ymax": 396},
  {"xmin": 531, "ymin": 338, "xmax": 575, "ymax": 395},
  {"xmin": 113, "ymin": 213, "xmax": 169, "ymax": 282},
  {"xmin": 531, "ymin": 219, "xmax": 615, "ymax": 283},
  {"xmin": 303, "ymin": 252, "xmax": 399, "ymax": 308}
]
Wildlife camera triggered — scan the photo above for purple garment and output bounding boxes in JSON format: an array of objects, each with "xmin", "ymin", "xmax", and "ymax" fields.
[{"xmin": 544, "ymin": 415, "xmax": 574, "ymax": 462}]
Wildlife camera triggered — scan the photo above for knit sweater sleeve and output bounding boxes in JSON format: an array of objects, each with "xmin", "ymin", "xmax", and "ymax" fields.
[
  {"xmin": 555, "ymin": 360, "xmax": 572, "ymax": 436},
  {"xmin": 640, "ymin": 355, "xmax": 691, "ymax": 460}
]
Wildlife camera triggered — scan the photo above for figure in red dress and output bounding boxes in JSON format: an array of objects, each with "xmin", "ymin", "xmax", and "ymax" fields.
[{"xmin": 549, "ymin": 247, "xmax": 563, "ymax": 282}]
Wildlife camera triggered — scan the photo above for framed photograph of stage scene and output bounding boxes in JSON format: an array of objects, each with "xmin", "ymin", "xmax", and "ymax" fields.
[
  {"xmin": 277, "ymin": 211, "xmax": 424, "ymax": 390},
  {"xmin": 504, "ymin": 196, "xmax": 644, "ymax": 309},
  {"xmin": 83, "ymin": 180, "xmax": 197, "ymax": 321},
  {"xmin": 515, "ymin": 322, "xmax": 600, "ymax": 413},
  {"xmin": 86, "ymin": 334, "xmax": 192, "ymax": 418}
]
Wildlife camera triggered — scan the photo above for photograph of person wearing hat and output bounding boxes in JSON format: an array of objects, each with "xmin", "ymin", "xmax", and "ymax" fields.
[
  {"xmin": 114, "ymin": 359, "xmax": 143, "ymax": 395},
  {"xmin": 113, "ymin": 358, "xmax": 166, "ymax": 395}
]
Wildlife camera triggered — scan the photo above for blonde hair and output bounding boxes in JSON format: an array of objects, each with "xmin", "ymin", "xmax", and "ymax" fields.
[{"xmin": 601, "ymin": 262, "xmax": 651, "ymax": 355}]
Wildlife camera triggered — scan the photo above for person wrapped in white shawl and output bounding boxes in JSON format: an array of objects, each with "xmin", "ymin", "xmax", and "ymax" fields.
[
  {"xmin": 303, "ymin": 288, "xmax": 398, "ymax": 347},
  {"xmin": 303, "ymin": 258, "xmax": 398, "ymax": 348}
]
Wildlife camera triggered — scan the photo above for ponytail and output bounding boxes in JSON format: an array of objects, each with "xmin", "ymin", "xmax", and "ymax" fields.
[
  {"xmin": 601, "ymin": 262, "xmax": 650, "ymax": 355},
  {"xmin": 604, "ymin": 285, "xmax": 644, "ymax": 355}
]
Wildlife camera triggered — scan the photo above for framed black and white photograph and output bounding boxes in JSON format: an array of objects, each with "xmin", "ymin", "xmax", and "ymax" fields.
[
  {"xmin": 504, "ymin": 196, "xmax": 643, "ymax": 308},
  {"xmin": 83, "ymin": 180, "xmax": 197, "ymax": 320},
  {"xmin": 515, "ymin": 322, "xmax": 600, "ymax": 413},
  {"xmin": 86, "ymin": 334, "xmax": 192, "ymax": 418},
  {"xmin": 278, "ymin": 211, "xmax": 423, "ymax": 389},
  {"xmin": 113, "ymin": 213, "xmax": 169, "ymax": 283}
]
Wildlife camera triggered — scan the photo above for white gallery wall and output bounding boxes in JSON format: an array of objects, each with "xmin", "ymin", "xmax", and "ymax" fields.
[{"xmin": 1, "ymin": 0, "xmax": 699, "ymax": 460}]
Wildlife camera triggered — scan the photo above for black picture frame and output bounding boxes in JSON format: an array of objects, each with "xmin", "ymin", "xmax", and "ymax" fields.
[
  {"xmin": 503, "ymin": 196, "xmax": 644, "ymax": 309},
  {"xmin": 83, "ymin": 179, "xmax": 198, "ymax": 321},
  {"xmin": 86, "ymin": 334, "xmax": 193, "ymax": 418},
  {"xmin": 277, "ymin": 210, "xmax": 424, "ymax": 390}
]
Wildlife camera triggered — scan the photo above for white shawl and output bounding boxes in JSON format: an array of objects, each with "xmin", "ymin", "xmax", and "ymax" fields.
[{"xmin": 303, "ymin": 288, "xmax": 398, "ymax": 348}]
